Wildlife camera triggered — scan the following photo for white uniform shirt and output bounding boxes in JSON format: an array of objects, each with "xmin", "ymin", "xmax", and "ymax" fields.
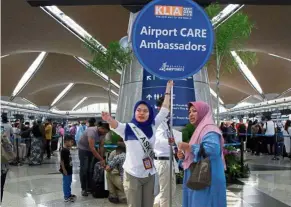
[
  {"xmin": 111, "ymin": 107, "xmax": 169, "ymax": 178},
  {"xmin": 263, "ymin": 120, "xmax": 275, "ymax": 136},
  {"xmin": 154, "ymin": 120, "xmax": 171, "ymax": 157}
]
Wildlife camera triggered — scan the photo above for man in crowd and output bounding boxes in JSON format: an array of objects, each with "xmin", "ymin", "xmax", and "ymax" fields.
[
  {"xmin": 45, "ymin": 119, "xmax": 52, "ymax": 159},
  {"xmin": 237, "ymin": 119, "xmax": 247, "ymax": 142},
  {"xmin": 263, "ymin": 116, "xmax": 276, "ymax": 155},
  {"xmin": 21, "ymin": 122, "xmax": 31, "ymax": 157},
  {"xmin": 78, "ymin": 118, "xmax": 109, "ymax": 196},
  {"xmin": 153, "ymin": 96, "xmax": 177, "ymax": 207},
  {"xmin": 1, "ymin": 115, "xmax": 13, "ymax": 140}
]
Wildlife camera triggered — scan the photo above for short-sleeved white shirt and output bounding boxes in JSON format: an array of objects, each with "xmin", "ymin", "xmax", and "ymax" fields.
[
  {"xmin": 111, "ymin": 107, "xmax": 169, "ymax": 178},
  {"xmin": 263, "ymin": 120, "xmax": 275, "ymax": 136}
]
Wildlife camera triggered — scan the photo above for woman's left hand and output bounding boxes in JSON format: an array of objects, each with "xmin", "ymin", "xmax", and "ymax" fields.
[{"xmin": 179, "ymin": 142, "xmax": 191, "ymax": 153}]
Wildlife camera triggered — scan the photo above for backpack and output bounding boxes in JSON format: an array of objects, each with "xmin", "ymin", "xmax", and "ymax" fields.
[{"xmin": 92, "ymin": 162, "xmax": 109, "ymax": 198}]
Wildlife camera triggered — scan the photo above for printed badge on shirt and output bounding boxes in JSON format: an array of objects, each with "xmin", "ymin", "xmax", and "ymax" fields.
[{"xmin": 143, "ymin": 157, "xmax": 153, "ymax": 170}]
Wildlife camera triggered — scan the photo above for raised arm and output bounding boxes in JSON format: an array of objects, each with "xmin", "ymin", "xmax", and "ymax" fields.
[
  {"xmin": 154, "ymin": 80, "xmax": 173, "ymax": 127},
  {"xmin": 102, "ymin": 112, "xmax": 118, "ymax": 129},
  {"xmin": 162, "ymin": 80, "xmax": 173, "ymax": 110},
  {"xmin": 101, "ymin": 112, "xmax": 126, "ymax": 139}
]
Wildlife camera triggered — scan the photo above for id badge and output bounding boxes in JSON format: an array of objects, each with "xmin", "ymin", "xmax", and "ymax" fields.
[{"xmin": 143, "ymin": 157, "xmax": 153, "ymax": 170}]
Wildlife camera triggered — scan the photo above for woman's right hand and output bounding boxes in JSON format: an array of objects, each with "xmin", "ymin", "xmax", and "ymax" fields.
[
  {"xmin": 101, "ymin": 112, "xmax": 112, "ymax": 122},
  {"xmin": 101, "ymin": 111, "xmax": 118, "ymax": 129},
  {"xmin": 177, "ymin": 150, "xmax": 185, "ymax": 160}
]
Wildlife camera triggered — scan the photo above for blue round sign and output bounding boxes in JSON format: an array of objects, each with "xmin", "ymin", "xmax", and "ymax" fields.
[{"xmin": 132, "ymin": 0, "xmax": 214, "ymax": 80}]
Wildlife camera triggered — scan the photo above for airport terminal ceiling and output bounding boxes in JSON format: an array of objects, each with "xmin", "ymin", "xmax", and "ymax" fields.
[{"xmin": 1, "ymin": 0, "xmax": 291, "ymax": 111}]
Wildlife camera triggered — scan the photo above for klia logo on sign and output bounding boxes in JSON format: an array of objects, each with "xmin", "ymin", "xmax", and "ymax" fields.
[{"xmin": 155, "ymin": 5, "xmax": 193, "ymax": 17}]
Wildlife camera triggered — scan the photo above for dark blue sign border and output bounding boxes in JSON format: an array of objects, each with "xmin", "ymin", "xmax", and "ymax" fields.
[{"xmin": 132, "ymin": 0, "xmax": 214, "ymax": 80}]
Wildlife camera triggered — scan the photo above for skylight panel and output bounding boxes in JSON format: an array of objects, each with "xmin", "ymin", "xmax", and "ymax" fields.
[
  {"xmin": 211, "ymin": 4, "xmax": 243, "ymax": 28},
  {"xmin": 72, "ymin": 97, "xmax": 87, "ymax": 111},
  {"xmin": 51, "ymin": 83, "xmax": 74, "ymax": 106},
  {"xmin": 231, "ymin": 51, "xmax": 263, "ymax": 94},
  {"xmin": 12, "ymin": 52, "xmax": 47, "ymax": 97},
  {"xmin": 269, "ymin": 53, "xmax": 291, "ymax": 62},
  {"xmin": 76, "ymin": 57, "xmax": 120, "ymax": 89},
  {"xmin": 210, "ymin": 87, "xmax": 224, "ymax": 105}
]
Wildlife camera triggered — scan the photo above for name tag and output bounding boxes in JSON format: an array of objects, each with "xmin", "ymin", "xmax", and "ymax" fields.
[{"xmin": 143, "ymin": 157, "xmax": 153, "ymax": 170}]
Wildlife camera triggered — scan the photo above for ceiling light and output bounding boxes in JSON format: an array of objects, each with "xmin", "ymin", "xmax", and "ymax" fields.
[
  {"xmin": 210, "ymin": 88, "xmax": 224, "ymax": 105},
  {"xmin": 11, "ymin": 52, "xmax": 47, "ymax": 98},
  {"xmin": 268, "ymin": 53, "xmax": 291, "ymax": 62},
  {"xmin": 231, "ymin": 51, "xmax": 263, "ymax": 94},
  {"xmin": 72, "ymin": 97, "xmax": 87, "ymax": 111},
  {"xmin": 76, "ymin": 57, "xmax": 120, "ymax": 89},
  {"xmin": 51, "ymin": 83, "xmax": 74, "ymax": 106}
]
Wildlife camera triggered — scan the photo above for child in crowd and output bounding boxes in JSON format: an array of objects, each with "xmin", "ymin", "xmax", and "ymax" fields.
[{"xmin": 59, "ymin": 135, "xmax": 77, "ymax": 202}]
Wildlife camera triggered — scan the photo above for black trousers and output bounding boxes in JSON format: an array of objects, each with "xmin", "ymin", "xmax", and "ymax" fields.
[
  {"xmin": 1, "ymin": 171, "xmax": 7, "ymax": 202},
  {"xmin": 46, "ymin": 140, "xmax": 51, "ymax": 158},
  {"xmin": 254, "ymin": 136, "xmax": 263, "ymax": 154},
  {"xmin": 79, "ymin": 149, "xmax": 96, "ymax": 191}
]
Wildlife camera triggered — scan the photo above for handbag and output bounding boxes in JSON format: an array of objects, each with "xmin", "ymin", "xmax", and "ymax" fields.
[{"xmin": 186, "ymin": 144, "xmax": 211, "ymax": 190}]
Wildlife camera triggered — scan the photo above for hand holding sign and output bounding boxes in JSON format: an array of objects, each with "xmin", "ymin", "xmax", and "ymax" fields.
[
  {"xmin": 166, "ymin": 80, "xmax": 174, "ymax": 93},
  {"xmin": 177, "ymin": 150, "xmax": 185, "ymax": 160},
  {"xmin": 179, "ymin": 142, "xmax": 191, "ymax": 153}
]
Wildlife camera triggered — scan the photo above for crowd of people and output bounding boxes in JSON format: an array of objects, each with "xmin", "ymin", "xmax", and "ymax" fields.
[
  {"xmin": 1, "ymin": 80, "xmax": 291, "ymax": 207},
  {"xmin": 220, "ymin": 117, "xmax": 291, "ymax": 158}
]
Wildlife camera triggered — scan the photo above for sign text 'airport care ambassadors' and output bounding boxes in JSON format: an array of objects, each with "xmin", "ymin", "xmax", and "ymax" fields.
[{"xmin": 132, "ymin": 0, "xmax": 214, "ymax": 80}]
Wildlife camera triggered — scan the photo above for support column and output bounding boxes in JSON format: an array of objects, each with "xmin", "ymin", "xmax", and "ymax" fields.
[
  {"xmin": 116, "ymin": 12, "xmax": 143, "ymax": 122},
  {"xmin": 193, "ymin": 67, "xmax": 213, "ymax": 110}
]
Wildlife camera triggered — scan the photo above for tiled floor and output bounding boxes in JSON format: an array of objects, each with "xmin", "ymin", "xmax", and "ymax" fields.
[
  {"xmin": 238, "ymin": 154, "xmax": 291, "ymax": 207},
  {"xmin": 1, "ymin": 151, "xmax": 291, "ymax": 207}
]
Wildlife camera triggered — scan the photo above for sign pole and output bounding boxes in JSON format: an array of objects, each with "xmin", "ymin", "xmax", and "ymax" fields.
[{"xmin": 169, "ymin": 85, "xmax": 174, "ymax": 207}]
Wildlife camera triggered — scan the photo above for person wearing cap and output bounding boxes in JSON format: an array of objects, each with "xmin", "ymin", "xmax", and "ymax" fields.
[{"xmin": 78, "ymin": 118, "xmax": 109, "ymax": 197}]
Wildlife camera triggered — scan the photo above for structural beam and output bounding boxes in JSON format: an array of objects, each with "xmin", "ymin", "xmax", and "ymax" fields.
[{"xmin": 27, "ymin": 0, "xmax": 291, "ymax": 7}]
